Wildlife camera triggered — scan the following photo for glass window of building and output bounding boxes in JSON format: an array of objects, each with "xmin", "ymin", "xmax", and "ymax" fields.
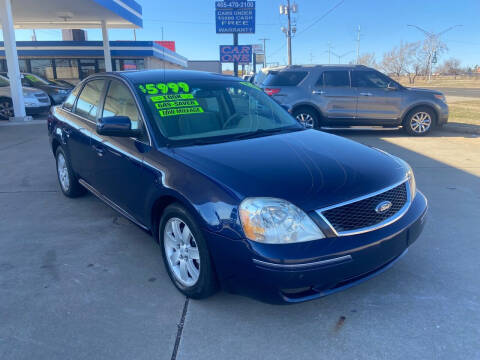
[
  {"xmin": 30, "ymin": 59, "xmax": 54, "ymax": 80},
  {"xmin": 54, "ymin": 59, "xmax": 79, "ymax": 83}
]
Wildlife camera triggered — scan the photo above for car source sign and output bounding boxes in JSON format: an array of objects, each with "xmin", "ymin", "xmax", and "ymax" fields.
[
  {"xmin": 220, "ymin": 45, "xmax": 252, "ymax": 64},
  {"xmin": 215, "ymin": 1, "xmax": 255, "ymax": 34}
]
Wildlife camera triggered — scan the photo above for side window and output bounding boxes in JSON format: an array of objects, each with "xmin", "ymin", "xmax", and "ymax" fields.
[
  {"xmin": 63, "ymin": 86, "xmax": 81, "ymax": 111},
  {"xmin": 352, "ymin": 71, "xmax": 389, "ymax": 88},
  {"xmin": 102, "ymin": 80, "xmax": 147, "ymax": 140},
  {"xmin": 74, "ymin": 80, "xmax": 106, "ymax": 121},
  {"xmin": 322, "ymin": 71, "xmax": 350, "ymax": 87}
]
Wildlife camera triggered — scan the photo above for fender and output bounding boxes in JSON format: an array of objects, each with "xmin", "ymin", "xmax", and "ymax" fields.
[{"xmin": 400, "ymin": 101, "xmax": 440, "ymax": 122}]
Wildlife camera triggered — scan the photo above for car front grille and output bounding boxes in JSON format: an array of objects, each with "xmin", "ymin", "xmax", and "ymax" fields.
[
  {"xmin": 319, "ymin": 181, "xmax": 409, "ymax": 235},
  {"xmin": 34, "ymin": 93, "xmax": 50, "ymax": 103}
]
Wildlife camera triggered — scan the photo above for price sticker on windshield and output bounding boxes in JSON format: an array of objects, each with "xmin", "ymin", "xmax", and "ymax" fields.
[{"xmin": 138, "ymin": 82, "xmax": 190, "ymax": 95}]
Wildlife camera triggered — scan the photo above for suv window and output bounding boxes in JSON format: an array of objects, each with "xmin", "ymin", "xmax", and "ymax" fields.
[
  {"xmin": 74, "ymin": 80, "xmax": 106, "ymax": 121},
  {"xmin": 352, "ymin": 71, "xmax": 389, "ymax": 88},
  {"xmin": 321, "ymin": 71, "xmax": 350, "ymax": 87},
  {"xmin": 102, "ymin": 80, "xmax": 147, "ymax": 141},
  {"xmin": 63, "ymin": 86, "xmax": 80, "ymax": 111},
  {"xmin": 263, "ymin": 71, "xmax": 308, "ymax": 86}
]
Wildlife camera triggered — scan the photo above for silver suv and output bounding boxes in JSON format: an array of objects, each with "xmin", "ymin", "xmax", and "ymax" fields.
[{"xmin": 261, "ymin": 65, "xmax": 449, "ymax": 136}]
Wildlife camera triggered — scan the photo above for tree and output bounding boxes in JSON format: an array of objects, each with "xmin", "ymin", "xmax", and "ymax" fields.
[
  {"xmin": 356, "ymin": 53, "xmax": 377, "ymax": 68},
  {"xmin": 380, "ymin": 41, "xmax": 417, "ymax": 78},
  {"xmin": 437, "ymin": 58, "xmax": 462, "ymax": 79},
  {"xmin": 406, "ymin": 42, "xmax": 426, "ymax": 84}
]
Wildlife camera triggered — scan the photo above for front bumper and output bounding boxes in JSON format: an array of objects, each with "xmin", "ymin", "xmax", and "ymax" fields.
[
  {"xmin": 206, "ymin": 191, "xmax": 428, "ymax": 304},
  {"xmin": 437, "ymin": 102, "xmax": 449, "ymax": 125},
  {"xmin": 26, "ymin": 105, "xmax": 51, "ymax": 115}
]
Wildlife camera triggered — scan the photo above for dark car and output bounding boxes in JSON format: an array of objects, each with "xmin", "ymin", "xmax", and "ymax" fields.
[
  {"xmin": 48, "ymin": 70, "xmax": 428, "ymax": 304},
  {"xmin": 262, "ymin": 65, "xmax": 449, "ymax": 136},
  {"xmin": 0, "ymin": 72, "xmax": 71, "ymax": 105}
]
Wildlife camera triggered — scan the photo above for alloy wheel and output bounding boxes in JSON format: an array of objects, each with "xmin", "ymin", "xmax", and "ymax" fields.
[
  {"xmin": 164, "ymin": 217, "xmax": 200, "ymax": 287},
  {"xmin": 296, "ymin": 113, "xmax": 315, "ymax": 128},
  {"xmin": 57, "ymin": 153, "xmax": 70, "ymax": 192},
  {"xmin": 0, "ymin": 100, "xmax": 13, "ymax": 119},
  {"xmin": 410, "ymin": 112, "xmax": 432, "ymax": 134}
]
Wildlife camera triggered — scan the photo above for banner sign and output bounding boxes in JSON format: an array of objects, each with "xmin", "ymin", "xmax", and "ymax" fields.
[
  {"xmin": 215, "ymin": 1, "xmax": 255, "ymax": 34},
  {"xmin": 220, "ymin": 45, "xmax": 252, "ymax": 64}
]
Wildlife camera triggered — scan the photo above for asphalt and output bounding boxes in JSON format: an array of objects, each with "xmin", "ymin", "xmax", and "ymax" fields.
[
  {"xmin": 1, "ymin": 123, "xmax": 479, "ymax": 360},
  {"xmin": 434, "ymin": 87, "xmax": 480, "ymax": 98}
]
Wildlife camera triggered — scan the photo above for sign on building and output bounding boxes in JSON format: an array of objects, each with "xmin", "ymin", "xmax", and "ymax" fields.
[
  {"xmin": 215, "ymin": 1, "xmax": 255, "ymax": 34},
  {"xmin": 220, "ymin": 45, "xmax": 252, "ymax": 64},
  {"xmin": 252, "ymin": 43, "xmax": 263, "ymax": 54}
]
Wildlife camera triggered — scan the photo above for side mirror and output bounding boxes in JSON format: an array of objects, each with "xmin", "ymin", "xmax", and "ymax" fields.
[
  {"xmin": 387, "ymin": 82, "xmax": 398, "ymax": 91},
  {"xmin": 96, "ymin": 116, "xmax": 140, "ymax": 137}
]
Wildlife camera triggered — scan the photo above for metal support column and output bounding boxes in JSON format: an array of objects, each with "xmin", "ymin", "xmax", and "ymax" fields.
[
  {"xmin": 0, "ymin": 0, "xmax": 27, "ymax": 121},
  {"xmin": 101, "ymin": 20, "xmax": 113, "ymax": 72}
]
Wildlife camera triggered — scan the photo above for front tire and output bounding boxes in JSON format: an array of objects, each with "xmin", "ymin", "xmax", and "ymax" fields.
[
  {"xmin": 0, "ymin": 98, "xmax": 13, "ymax": 120},
  {"xmin": 293, "ymin": 107, "xmax": 320, "ymax": 129},
  {"xmin": 55, "ymin": 147, "xmax": 85, "ymax": 197},
  {"xmin": 403, "ymin": 107, "xmax": 435, "ymax": 136},
  {"xmin": 159, "ymin": 203, "xmax": 218, "ymax": 299}
]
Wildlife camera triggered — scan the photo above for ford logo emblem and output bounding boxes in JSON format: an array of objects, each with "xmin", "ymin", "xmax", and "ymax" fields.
[{"xmin": 375, "ymin": 201, "xmax": 392, "ymax": 214}]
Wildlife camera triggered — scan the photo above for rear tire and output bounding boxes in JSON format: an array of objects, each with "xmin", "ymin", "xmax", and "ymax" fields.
[
  {"xmin": 293, "ymin": 107, "xmax": 320, "ymax": 129},
  {"xmin": 55, "ymin": 147, "xmax": 86, "ymax": 198},
  {"xmin": 159, "ymin": 203, "xmax": 218, "ymax": 299},
  {"xmin": 403, "ymin": 106, "xmax": 435, "ymax": 136},
  {"xmin": 0, "ymin": 98, "xmax": 13, "ymax": 120}
]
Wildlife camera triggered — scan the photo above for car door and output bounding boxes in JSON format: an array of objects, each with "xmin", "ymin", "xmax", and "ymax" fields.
[
  {"xmin": 63, "ymin": 80, "xmax": 106, "ymax": 184},
  {"xmin": 313, "ymin": 70, "xmax": 357, "ymax": 123},
  {"xmin": 351, "ymin": 70, "xmax": 404, "ymax": 124},
  {"xmin": 91, "ymin": 79, "xmax": 152, "ymax": 223}
]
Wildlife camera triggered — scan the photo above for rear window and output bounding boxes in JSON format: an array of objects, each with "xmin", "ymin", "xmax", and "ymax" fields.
[{"xmin": 263, "ymin": 71, "xmax": 308, "ymax": 86}]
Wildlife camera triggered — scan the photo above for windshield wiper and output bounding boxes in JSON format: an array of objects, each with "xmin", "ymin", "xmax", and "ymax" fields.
[{"xmin": 230, "ymin": 126, "xmax": 303, "ymax": 140}]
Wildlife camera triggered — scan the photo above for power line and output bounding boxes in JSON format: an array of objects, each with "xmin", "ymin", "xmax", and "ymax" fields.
[{"xmin": 269, "ymin": 0, "xmax": 346, "ymax": 59}]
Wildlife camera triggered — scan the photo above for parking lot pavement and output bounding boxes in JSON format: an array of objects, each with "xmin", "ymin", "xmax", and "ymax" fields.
[{"xmin": 1, "ymin": 124, "xmax": 479, "ymax": 360}]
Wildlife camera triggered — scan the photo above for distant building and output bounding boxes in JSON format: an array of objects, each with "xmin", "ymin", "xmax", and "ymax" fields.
[{"xmin": 187, "ymin": 60, "xmax": 222, "ymax": 73}]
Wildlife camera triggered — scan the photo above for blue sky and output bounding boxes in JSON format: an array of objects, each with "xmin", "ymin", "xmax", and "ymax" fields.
[{"xmin": 6, "ymin": 0, "xmax": 480, "ymax": 68}]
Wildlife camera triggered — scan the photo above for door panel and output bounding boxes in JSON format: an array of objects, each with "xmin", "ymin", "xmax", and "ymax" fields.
[
  {"xmin": 315, "ymin": 70, "xmax": 357, "ymax": 120},
  {"xmin": 352, "ymin": 70, "xmax": 403, "ymax": 122}
]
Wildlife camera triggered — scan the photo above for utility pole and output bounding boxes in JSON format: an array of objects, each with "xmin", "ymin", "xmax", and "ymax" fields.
[
  {"xmin": 233, "ymin": 33, "xmax": 239, "ymax": 77},
  {"xmin": 280, "ymin": 1, "xmax": 297, "ymax": 65},
  {"xmin": 327, "ymin": 42, "xmax": 333, "ymax": 64},
  {"xmin": 259, "ymin": 38, "xmax": 269, "ymax": 68},
  {"xmin": 408, "ymin": 24, "xmax": 462, "ymax": 81},
  {"xmin": 356, "ymin": 25, "xmax": 361, "ymax": 64}
]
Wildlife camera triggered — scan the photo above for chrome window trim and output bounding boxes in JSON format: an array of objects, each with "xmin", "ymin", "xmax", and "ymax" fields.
[
  {"xmin": 252, "ymin": 255, "xmax": 352, "ymax": 270},
  {"xmin": 316, "ymin": 178, "xmax": 411, "ymax": 237},
  {"xmin": 59, "ymin": 75, "xmax": 153, "ymax": 147}
]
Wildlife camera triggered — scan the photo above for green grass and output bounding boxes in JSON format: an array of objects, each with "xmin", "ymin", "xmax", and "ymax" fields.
[{"xmin": 448, "ymin": 99, "xmax": 480, "ymax": 126}]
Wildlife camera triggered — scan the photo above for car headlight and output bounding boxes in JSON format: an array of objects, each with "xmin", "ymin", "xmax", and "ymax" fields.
[
  {"xmin": 239, "ymin": 197, "xmax": 325, "ymax": 244},
  {"xmin": 406, "ymin": 165, "xmax": 416, "ymax": 200}
]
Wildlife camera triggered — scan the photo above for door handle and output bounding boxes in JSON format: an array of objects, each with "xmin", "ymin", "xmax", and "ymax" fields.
[
  {"xmin": 312, "ymin": 90, "xmax": 326, "ymax": 95},
  {"xmin": 92, "ymin": 144, "xmax": 105, "ymax": 157},
  {"xmin": 360, "ymin": 92, "xmax": 373, "ymax": 96}
]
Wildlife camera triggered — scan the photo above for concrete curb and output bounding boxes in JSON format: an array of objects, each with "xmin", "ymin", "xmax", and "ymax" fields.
[
  {"xmin": 443, "ymin": 123, "xmax": 480, "ymax": 135},
  {"xmin": 0, "ymin": 120, "xmax": 46, "ymax": 127}
]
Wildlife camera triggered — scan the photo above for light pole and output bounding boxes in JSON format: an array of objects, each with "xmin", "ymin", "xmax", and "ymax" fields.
[
  {"xmin": 332, "ymin": 50, "xmax": 354, "ymax": 64},
  {"xmin": 407, "ymin": 24, "xmax": 462, "ymax": 81}
]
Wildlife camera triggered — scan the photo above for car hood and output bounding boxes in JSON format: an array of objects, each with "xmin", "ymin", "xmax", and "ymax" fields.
[
  {"xmin": 170, "ymin": 130, "xmax": 407, "ymax": 211},
  {"xmin": 406, "ymin": 87, "xmax": 443, "ymax": 95},
  {"xmin": 22, "ymin": 86, "xmax": 44, "ymax": 95}
]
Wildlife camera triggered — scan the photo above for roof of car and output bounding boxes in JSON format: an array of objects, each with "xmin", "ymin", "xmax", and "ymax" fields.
[
  {"xmin": 117, "ymin": 69, "xmax": 239, "ymax": 83},
  {"xmin": 274, "ymin": 64, "xmax": 371, "ymax": 71}
]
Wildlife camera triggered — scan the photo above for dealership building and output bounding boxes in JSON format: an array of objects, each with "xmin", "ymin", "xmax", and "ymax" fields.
[{"xmin": 0, "ymin": 39, "xmax": 188, "ymax": 84}]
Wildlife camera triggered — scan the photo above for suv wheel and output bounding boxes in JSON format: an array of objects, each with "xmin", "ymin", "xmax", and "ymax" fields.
[
  {"xmin": 293, "ymin": 107, "xmax": 319, "ymax": 129},
  {"xmin": 159, "ymin": 203, "xmax": 218, "ymax": 299},
  {"xmin": 55, "ymin": 147, "xmax": 86, "ymax": 197},
  {"xmin": 0, "ymin": 98, "xmax": 13, "ymax": 120},
  {"xmin": 403, "ymin": 107, "xmax": 435, "ymax": 136}
]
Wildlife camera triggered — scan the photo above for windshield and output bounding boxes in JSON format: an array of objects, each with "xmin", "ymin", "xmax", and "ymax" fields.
[
  {"xmin": 0, "ymin": 76, "xmax": 9, "ymax": 87},
  {"xmin": 135, "ymin": 80, "xmax": 302, "ymax": 146},
  {"xmin": 23, "ymin": 73, "xmax": 53, "ymax": 85}
]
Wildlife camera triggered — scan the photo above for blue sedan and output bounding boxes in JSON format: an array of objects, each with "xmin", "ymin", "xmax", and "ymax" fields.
[{"xmin": 47, "ymin": 70, "xmax": 427, "ymax": 304}]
